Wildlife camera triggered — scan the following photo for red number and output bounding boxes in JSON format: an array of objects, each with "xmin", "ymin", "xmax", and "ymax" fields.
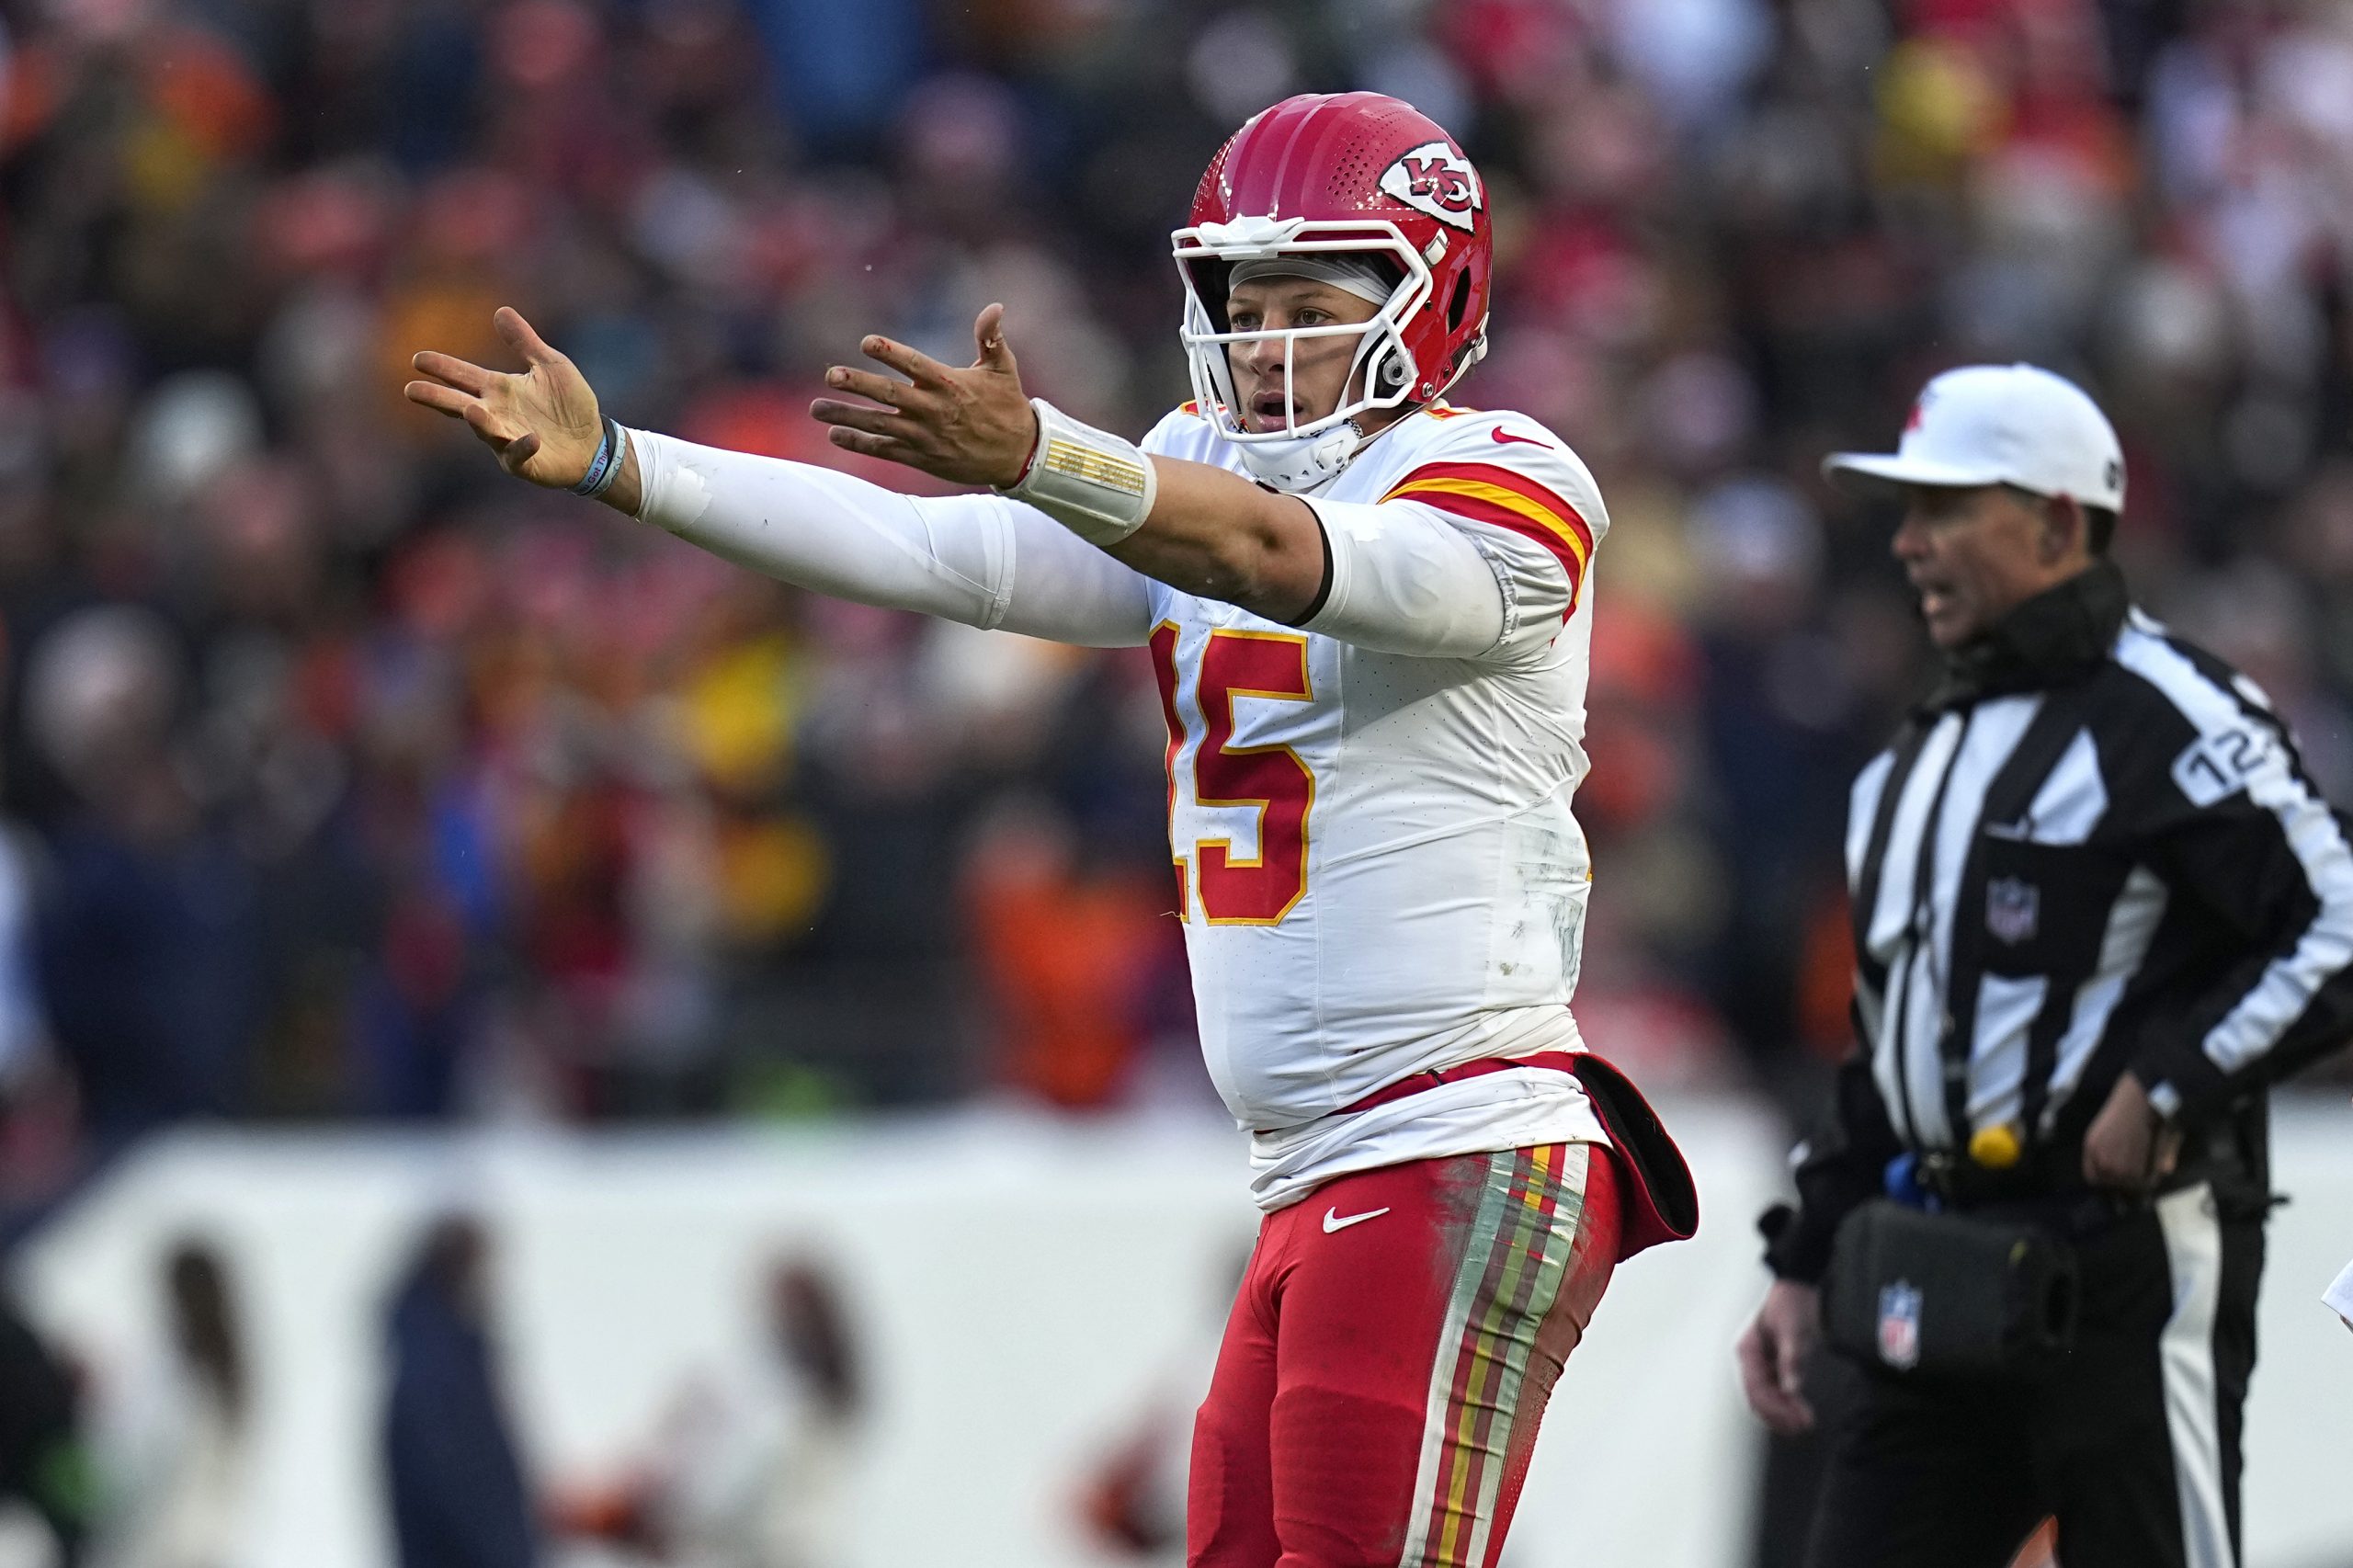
[{"xmin": 1148, "ymin": 625, "xmax": 1315, "ymax": 926}]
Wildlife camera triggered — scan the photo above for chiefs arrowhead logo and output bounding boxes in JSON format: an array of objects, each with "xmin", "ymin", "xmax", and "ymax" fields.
[{"xmin": 1379, "ymin": 142, "xmax": 1483, "ymax": 233}]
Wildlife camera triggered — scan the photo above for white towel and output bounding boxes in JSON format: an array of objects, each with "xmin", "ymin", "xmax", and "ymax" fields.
[{"xmin": 2327, "ymin": 1257, "xmax": 2353, "ymax": 1330}]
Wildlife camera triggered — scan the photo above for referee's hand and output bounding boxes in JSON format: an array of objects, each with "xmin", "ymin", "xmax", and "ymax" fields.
[
  {"xmin": 1737, "ymin": 1279, "xmax": 1820, "ymax": 1435},
  {"xmin": 2081, "ymin": 1071, "xmax": 2180, "ymax": 1194}
]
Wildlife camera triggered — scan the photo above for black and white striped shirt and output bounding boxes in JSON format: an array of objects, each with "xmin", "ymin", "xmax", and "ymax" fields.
[{"xmin": 1766, "ymin": 562, "xmax": 2353, "ymax": 1280}]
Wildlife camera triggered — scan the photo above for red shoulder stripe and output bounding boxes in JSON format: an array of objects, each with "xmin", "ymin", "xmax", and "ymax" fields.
[
  {"xmin": 1381, "ymin": 460, "xmax": 1596, "ymax": 613},
  {"xmin": 1394, "ymin": 492, "xmax": 1587, "ymax": 615},
  {"xmin": 1382, "ymin": 460, "xmax": 1597, "ymax": 561}
]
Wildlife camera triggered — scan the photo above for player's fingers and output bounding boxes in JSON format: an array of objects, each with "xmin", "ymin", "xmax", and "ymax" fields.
[
  {"xmin": 825, "ymin": 426, "xmax": 919, "ymax": 464},
  {"xmin": 972, "ymin": 302, "xmax": 1016, "ymax": 371},
  {"xmin": 460, "ymin": 400, "xmax": 517, "ymax": 450},
  {"xmin": 411, "ymin": 351, "xmax": 498, "ymax": 396},
  {"xmin": 494, "ymin": 306, "xmax": 565, "ymax": 368},
  {"xmin": 809, "ymin": 398, "xmax": 928, "ymax": 444},
  {"xmin": 822, "ymin": 365, "xmax": 919, "ymax": 410},
  {"xmin": 495, "ymin": 429, "xmax": 542, "ymax": 477},
  {"xmin": 404, "ymin": 381, "xmax": 478, "ymax": 419},
  {"xmin": 860, "ymin": 334, "xmax": 952, "ymax": 388}
]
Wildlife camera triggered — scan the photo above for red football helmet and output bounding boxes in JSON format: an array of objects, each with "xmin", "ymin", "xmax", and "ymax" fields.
[{"xmin": 1173, "ymin": 93, "xmax": 1494, "ymax": 488}]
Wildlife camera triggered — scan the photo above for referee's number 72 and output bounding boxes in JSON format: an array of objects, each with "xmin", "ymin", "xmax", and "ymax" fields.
[{"xmin": 1149, "ymin": 623, "xmax": 1315, "ymax": 926}]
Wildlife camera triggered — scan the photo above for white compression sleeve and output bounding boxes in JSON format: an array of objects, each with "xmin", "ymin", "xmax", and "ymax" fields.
[
  {"xmin": 630, "ymin": 430, "xmax": 1156, "ymax": 647},
  {"xmin": 1296, "ymin": 496, "xmax": 1569, "ymax": 660}
]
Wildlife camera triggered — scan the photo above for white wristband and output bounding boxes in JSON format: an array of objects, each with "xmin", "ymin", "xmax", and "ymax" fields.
[{"xmin": 996, "ymin": 398, "xmax": 1157, "ymax": 547}]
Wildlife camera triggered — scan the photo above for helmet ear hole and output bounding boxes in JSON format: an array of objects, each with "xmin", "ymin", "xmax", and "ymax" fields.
[{"xmin": 1446, "ymin": 271, "xmax": 1472, "ymax": 334}]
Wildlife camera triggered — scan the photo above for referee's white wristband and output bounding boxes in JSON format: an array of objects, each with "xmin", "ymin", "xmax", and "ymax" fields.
[{"xmin": 995, "ymin": 398, "xmax": 1157, "ymax": 547}]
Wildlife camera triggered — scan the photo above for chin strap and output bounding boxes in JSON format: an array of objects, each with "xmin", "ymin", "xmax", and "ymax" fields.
[
  {"xmin": 995, "ymin": 398, "xmax": 1159, "ymax": 546},
  {"xmin": 1235, "ymin": 419, "xmax": 1366, "ymax": 493}
]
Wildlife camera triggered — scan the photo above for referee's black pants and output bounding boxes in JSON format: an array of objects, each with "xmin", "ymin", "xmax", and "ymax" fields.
[{"xmin": 1802, "ymin": 1180, "xmax": 2265, "ymax": 1568}]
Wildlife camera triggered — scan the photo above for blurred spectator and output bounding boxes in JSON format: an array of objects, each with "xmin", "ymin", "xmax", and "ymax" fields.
[
  {"xmin": 91, "ymin": 1239, "xmax": 250, "ymax": 1568},
  {"xmin": 24, "ymin": 607, "xmax": 263, "ymax": 1144},
  {"xmin": 961, "ymin": 797, "xmax": 1174, "ymax": 1108},
  {"xmin": 554, "ymin": 1252, "xmax": 865, "ymax": 1568},
  {"xmin": 0, "ymin": 1289, "xmax": 92, "ymax": 1567},
  {"xmin": 0, "ymin": 0, "xmax": 2343, "ymax": 1179},
  {"xmin": 381, "ymin": 1216, "xmax": 537, "ymax": 1568},
  {"xmin": 1076, "ymin": 1246, "xmax": 1246, "ymax": 1561}
]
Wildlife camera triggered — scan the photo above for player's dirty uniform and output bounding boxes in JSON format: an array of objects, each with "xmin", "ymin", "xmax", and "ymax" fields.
[
  {"xmin": 1142, "ymin": 400, "xmax": 1611, "ymax": 1206},
  {"xmin": 632, "ymin": 392, "xmax": 1694, "ymax": 1565},
  {"xmin": 1139, "ymin": 399, "xmax": 1688, "ymax": 1565},
  {"xmin": 421, "ymin": 81, "xmax": 1689, "ymax": 1568}
]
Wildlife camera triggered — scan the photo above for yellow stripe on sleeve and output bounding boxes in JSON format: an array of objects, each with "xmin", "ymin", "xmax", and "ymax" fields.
[{"xmin": 1383, "ymin": 476, "xmax": 1592, "ymax": 569}]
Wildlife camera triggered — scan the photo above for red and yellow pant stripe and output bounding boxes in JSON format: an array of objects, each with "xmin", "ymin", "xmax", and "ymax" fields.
[{"xmin": 1188, "ymin": 1141, "xmax": 1622, "ymax": 1568}]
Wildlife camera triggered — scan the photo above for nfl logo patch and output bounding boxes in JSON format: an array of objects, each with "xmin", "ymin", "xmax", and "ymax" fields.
[
  {"xmin": 1878, "ymin": 1280, "xmax": 1923, "ymax": 1370},
  {"xmin": 1985, "ymin": 876, "xmax": 2039, "ymax": 945}
]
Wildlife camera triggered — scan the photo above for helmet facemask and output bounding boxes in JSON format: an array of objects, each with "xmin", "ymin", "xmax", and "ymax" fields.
[{"xmin": 1173, "ymin": 218, "xmax": 1435, "ymax": 491}]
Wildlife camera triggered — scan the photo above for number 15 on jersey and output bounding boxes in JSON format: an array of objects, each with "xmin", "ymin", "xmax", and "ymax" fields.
[{"xmin": 1150, "ymin": 623, "xmax": 1316, "ymax": 926}]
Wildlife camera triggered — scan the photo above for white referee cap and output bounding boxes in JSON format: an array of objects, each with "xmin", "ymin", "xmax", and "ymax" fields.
[{"xmin": 1824, "ymin": 363, "xmax": 2125, "ymax": 512}]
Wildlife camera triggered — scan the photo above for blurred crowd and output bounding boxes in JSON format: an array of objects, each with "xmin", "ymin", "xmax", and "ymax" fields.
[
  {"xmin": 0, "ymin": 1223, "xmax": 868, "ymax": 1568},
  {"xmin": 0, "ymin": 0, "xmax": 2349, "ymax": 1191}
]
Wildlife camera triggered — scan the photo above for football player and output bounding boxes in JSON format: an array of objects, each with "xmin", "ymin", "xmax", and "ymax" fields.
[{"xmin": 406, "ymin": 92, "xmax": 1693, "ymax": 1567}]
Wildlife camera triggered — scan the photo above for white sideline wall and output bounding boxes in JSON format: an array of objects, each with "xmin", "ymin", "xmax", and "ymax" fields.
[{"xmin": 7, "ymin": 1093, "xmax": 2353, "ymax": 1568}]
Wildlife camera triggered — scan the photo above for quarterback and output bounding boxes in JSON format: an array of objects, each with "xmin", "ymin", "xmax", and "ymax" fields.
[{"xmin": 406, "ymin": 94, "xmax": 1692, "ymax": 1567}]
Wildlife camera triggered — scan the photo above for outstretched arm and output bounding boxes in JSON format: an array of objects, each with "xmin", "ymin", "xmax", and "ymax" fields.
[
  {"xmin": 812, "ymin": 305, "xmax": 1330, "ymax": 621},
  {"xmin": 403, "ymin": 309, "xmax": 1154, "ymax": 645}
]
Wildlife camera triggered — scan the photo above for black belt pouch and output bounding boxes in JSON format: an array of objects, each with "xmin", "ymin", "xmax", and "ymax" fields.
[{"xmin": 1822, "ymin": 1199, "xmax": 2079, "ymax": 1379}]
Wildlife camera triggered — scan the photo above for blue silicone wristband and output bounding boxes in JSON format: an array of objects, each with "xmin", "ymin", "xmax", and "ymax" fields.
[{"xmin": 572, "ymin": 417, "xmax": 622, "ymax": 497}]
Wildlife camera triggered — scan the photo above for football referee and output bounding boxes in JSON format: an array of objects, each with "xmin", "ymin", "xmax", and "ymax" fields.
[{"xmin": 1734, "ymin": 364, "xmax": 2353, "ymax": 1568}]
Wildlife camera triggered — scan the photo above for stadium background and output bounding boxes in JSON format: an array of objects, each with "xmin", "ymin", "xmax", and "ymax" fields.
[{"xmin": 0, "ymin": 0, "xmax": 2350, "ymax": 1564}]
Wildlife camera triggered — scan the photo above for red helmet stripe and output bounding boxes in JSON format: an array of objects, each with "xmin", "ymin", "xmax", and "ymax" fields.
[{"xmin": 1263, "ymin": 97, "xmax": 1325, "ymax": 214}]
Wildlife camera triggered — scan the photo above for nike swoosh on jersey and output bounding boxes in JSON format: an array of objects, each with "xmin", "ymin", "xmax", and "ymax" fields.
[
  {"xmin": 1490, "ymin": 426, "xmax": 1552, "ymax": 449},
  {"xmin": 1322, "ymin": 1206, "xmax": 1391, "ymax": 1233}
]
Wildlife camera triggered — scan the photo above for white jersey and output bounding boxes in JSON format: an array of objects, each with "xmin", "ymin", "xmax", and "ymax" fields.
[
  {"xmin": 1138, "ymin": 403, "xmax": 1611, "ymax": 1208},
  {"xmin": 628, "ymin": 400, "xmax": 1619, "ymax": 1210}
]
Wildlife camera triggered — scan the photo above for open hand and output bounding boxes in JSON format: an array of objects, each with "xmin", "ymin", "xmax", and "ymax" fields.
[
  {"xmin": 404, "ymin": 307, "xmax": 605, "ymax": 489},
  {"xmin": 811, "ymin": 303, "xmax": 1040, "ymax": 488}
]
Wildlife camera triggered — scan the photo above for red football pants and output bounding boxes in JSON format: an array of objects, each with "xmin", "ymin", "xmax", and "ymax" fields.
[{"xmin": 1188, "ymin": 1142, "xmax": 1623, "ymax": 1568}]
